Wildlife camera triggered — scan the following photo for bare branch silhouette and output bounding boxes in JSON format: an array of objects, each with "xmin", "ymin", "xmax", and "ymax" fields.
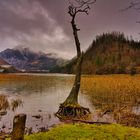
[
  {"xmin": 121, "ymin": 1, "xmax": 140, "ymax": 12},
  {"xmin": 121, "ymin": 1, "xmax": 140, "ymax": 26},
  {"xmin": 56, "ymin": 0, "xmax": 96, "ymax": 119}
]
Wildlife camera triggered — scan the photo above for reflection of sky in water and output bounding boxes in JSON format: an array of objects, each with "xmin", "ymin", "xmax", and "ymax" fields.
[{"xmin": 0, "ymin": 74, "xmax": 94, "ymax": 132}]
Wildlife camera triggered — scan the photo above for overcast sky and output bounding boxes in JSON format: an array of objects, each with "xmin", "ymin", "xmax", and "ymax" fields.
[{"xmin": 0, "ymin": 0, "xmax": 139, "ymax": 58}]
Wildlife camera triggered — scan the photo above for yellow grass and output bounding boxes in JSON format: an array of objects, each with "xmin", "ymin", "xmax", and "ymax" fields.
[
  {"xmin": 81, "ymin": 74, "xmax": 140, "ymax": 109},
  {"xmin": 81, "ymin": 75, "xmax": 140, "ymax": 126}
]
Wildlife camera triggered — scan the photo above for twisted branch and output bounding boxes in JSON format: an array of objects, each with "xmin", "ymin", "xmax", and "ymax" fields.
[
  {"xmin": 121, "ymin": 0, "xmax": 140, "ymax": 12},
  {"xmin": 121, "ymin": 1, "xmax": 140, "ymax": 25},
  {"xmin": 68, "ymin": 0, "xmax": 96, "ymax": 17}
]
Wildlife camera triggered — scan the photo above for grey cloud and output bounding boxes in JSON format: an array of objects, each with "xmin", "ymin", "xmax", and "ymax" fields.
[
  {"xmin": 0, "ymin": 0, "xmax": 73, "ymax": 58},
  {"xmin": 0, "ymin": 0, "xmax": 55, "ymax": 37},
  {"xmin": 0, "ymin": 0, "xmax": 139, "ymax": 58}
]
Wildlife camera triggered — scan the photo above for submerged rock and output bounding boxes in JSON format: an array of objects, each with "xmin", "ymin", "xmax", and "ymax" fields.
[
  {"xmin": 32, "ymin": 115, "xmax": 41, "ymax": 119},
  {"xmin": 0, "ymin": 111, "xmax": 7, "ymax": 116}
]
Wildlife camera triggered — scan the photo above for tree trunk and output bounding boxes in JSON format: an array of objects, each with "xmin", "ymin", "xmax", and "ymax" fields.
[
  {"xmin": 56, "ymin": 14, "xmax": 90, "ymax": 120},
  {"xmin": 63, "ymin": 16, "xmax": 82, "ymax": 105},
  {"xmin": 11, "ymin": 114, "xmax": 26, "ymax": 140},
  {"xmin": 64, "ymin": 54, "xmax": 83, "ymax": 104}
]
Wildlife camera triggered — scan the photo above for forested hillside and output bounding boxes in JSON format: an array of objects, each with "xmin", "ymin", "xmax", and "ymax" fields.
[{"xmin": 52, "ymin": 32, "xmax": 140, "ymax": 74}]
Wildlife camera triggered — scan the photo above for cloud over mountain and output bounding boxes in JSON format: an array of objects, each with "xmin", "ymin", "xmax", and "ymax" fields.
[
  {"xmin": 0, "ymin": 0, "xmax": 139, "ymax": 58},
  {"xmin": 0, "ymin": 0, "xmax": 71, "ymax": 58}
]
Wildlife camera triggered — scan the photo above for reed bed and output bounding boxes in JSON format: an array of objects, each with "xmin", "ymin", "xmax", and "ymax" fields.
[
  {"xmin": 81, "ymin": 74, "xmax": 140, "ymax": 127},
  {"xmin": 81, "ymin": 74, "xmax": 140, "ymax": 108}
]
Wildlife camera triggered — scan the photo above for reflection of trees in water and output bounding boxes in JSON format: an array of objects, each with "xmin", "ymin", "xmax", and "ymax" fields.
[{"xmin": 0, "ymin": 75, "xmax": 74, "ymax": 95}]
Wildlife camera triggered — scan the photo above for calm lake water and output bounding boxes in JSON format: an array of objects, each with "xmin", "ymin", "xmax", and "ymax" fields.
[
  {"xmin": 0, "ymin": 73, "xmax": 139, "ymax": 132},
  {"xmin": 0, "ymin": 73, "xmax": 95, "ymax": 132}
]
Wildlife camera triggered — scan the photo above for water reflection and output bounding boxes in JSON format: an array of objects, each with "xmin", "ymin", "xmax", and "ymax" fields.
[
  {"xmin": 0, "ymin": 74, "xmax": 94, "ymax": 132},
  {"xmin": 0, "ymin": 74, "xmax": 139, "ymax": 131}
]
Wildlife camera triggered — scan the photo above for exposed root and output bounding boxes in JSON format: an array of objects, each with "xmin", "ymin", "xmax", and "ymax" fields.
[{"xmin": 56, "ymin": 103, "xmax": 91, "ymax": 120}]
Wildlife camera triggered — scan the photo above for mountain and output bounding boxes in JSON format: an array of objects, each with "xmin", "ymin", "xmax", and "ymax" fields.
[
  {"xmin": 0, "ymin": 57, "xmax": 18, "ymax": 73},
  {"xmin": 0, "ymin": 57, "xmax": 9, "ymax": 65},
  {"xmin": 52, "ymin": 32, "xmax": 140, "ymax": 74},
  {"xmin": 0, "ymin": 47, "xmax": 66, "ymax": 72}
]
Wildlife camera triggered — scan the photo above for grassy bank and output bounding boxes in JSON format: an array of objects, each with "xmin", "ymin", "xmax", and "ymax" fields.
[{"xmin": 24, "ymin": 123, "xmax": 140, "ymax": 140}]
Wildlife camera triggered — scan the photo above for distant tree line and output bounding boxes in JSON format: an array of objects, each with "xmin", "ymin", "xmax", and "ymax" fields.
[{"xmin": 51, "ymin": 32, "xmax": 140, "ymax": 75}]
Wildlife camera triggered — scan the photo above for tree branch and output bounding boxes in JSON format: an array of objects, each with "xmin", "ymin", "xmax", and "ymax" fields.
[
  {"xmin": 68, "ymin": 0, "xmax": 96, "ymax": 17},
  {"xmin": 121, "ymin": 1, "xmax": 140, "ymax": 12},
  {"xmin": 76, "ymin": 5, "xmax": 90, "ymax": 15},
  {"xmin": 67, "ymin": 0, "xmax": 96, "ymax": 57}
]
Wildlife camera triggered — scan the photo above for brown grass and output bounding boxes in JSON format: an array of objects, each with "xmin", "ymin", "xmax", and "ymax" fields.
[
  {"xmin": 0, "ymin": 94, "xmax": 22, "ymax": 112},
  {"xmin": 81, "ymin": 74, "xmax": 140, "ymax": 127},
  {"xmin": 81, "ymin": 74, "xmax": 140, "ymax": 108},
  {"xmin": 0, "ymin": 94, "xmax": 9, "ymax": 111}
]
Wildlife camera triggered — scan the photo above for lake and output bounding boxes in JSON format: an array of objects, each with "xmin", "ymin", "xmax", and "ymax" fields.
[
  {"xmin": 0, "ymin": 74, "xmax": 140, "ymax": 132},
  {"xmin": 0, "ymin": 73, "xmax": 95, "ymax": 133}
]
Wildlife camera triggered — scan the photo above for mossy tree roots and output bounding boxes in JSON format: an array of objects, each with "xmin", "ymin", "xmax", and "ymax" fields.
[{"xmin": 56, "ymin": 103, "xmax": 91, "ymax": 120}]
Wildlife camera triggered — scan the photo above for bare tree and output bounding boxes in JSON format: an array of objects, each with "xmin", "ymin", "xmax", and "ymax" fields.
[
  {"xmin": 56, "ymin": 0, "xmax": 96, "ymax": 119},
  {"xmin": 121, "ymin": 1, "xmax": 140, "ymax": 12},
  {"xmin": 121, "ymin": 0, "xmax": 140, "ymax": 35},
  {"xmin": 121, "ymin": 0, "xmax": 140, "ymax": 23}
]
